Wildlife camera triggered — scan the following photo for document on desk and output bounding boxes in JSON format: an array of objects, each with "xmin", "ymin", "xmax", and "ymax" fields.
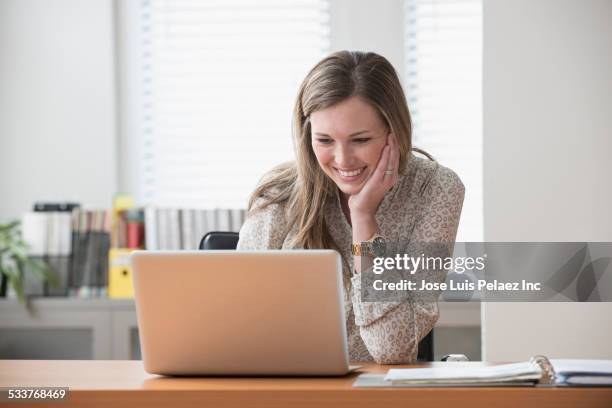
[
  {"xmin": 385, "ymin": 362, "xmax": 542, "ymax": 385},
  {"xmin": 353, "ymin": 359, "xmax": 612, "ymax": 388},
  {"xmin": 551, "ymin": 359, "xmax": 612, "ymax": 386},
  {"xmin": 352, "ymin": 362, "xmax": 542, "ymax": 388}
]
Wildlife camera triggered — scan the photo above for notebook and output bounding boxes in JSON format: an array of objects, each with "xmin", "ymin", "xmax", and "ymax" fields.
[{"xmin": 353, "ymin": 356, "xmax": 612, "ymax": 388}]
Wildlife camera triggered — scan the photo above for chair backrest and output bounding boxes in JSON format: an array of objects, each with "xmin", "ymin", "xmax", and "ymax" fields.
[
  {"xmin": 417, "ymin": 330, "xmax": 434, "ymax": 362},
  {"xmin": 198, "ymin": 231, "xmax": 434, "ymax": 361},
  {"xmin": 199, "ymin": 231, "xmax": 240, "ymax": 250}
]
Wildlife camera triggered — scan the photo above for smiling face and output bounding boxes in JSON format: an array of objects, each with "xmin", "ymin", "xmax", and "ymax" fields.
[{"xmin": 310, "ymin": 96, "xmax": 389, "ymax": 198}]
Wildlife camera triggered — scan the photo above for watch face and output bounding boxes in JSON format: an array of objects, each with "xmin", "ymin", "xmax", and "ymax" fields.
[{"xmin": 371, "ymin": 236, "xmax": 387, "ymax": 257}]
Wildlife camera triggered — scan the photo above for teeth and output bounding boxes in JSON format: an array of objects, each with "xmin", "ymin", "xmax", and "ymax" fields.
[{"xmin": 337, "ymin": 167, "xmax": 365, "ymax": 177}]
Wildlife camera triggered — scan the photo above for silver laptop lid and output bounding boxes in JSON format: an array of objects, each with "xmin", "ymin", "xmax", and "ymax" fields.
[{"xmin": 132, "ymin": 250, "xmax": 349, "ymax": 376}]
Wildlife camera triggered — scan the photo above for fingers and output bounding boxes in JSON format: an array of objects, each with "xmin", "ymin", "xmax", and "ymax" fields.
[
  {"xmin": 376, "ymin": 145, "xmax": 391, "ymax": 183},
  {"xmin": 363, "ymin": 132, "xmax": 399, "ymax": 196},
  {"xmin": 387, "ymin": 133, "xmax": 397, "ymax": 166},
  {"xmin": 382, "ymin": 132, "xmax": 399, "ymax": 187},
  {"xmin": 390, "ymin": 133, "xmax": 399, "ymax": 173}
]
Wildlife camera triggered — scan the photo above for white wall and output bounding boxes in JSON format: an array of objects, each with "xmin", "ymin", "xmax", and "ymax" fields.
[
  {"xmin": 0, "ymin": 0, "xmax": 117, "ymax": 221},
  {"xmin": 483, "ymin": 0, "xmax": 612, "ymax": 360},
  {"xmin": 329, "ymin": 0, "xmax": 405, "ymax": 81}
]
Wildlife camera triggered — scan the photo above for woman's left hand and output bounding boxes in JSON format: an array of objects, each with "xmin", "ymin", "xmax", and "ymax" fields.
[{"xmin": 348, "ymin": 132, "xmax": 400, "ymax": 219}]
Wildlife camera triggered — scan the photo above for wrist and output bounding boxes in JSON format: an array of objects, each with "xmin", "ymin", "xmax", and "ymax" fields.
[
  {"xmin": 351, "ymin": 213, "xmax": 379, "ymax": 243},
  {"xmin": 350, "ymin": 210, "xmax": 375, "ymax": 225}
]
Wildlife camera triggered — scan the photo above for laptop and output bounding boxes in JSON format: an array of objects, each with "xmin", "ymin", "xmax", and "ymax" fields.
[{"xmin": 131, "ymin": 250, "xmax": 349, "ymax": 376}]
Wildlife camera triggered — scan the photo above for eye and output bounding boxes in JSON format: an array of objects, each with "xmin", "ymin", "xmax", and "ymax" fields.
[
  {"xmin": 353, "ymin": 138, "xmax": 371, "ymax": 144},
  {"xmin": 315, "ymin": 138, "xmax": 333, "ymax": 145}
]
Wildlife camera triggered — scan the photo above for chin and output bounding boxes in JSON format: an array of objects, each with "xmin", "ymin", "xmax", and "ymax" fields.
[
  {"xmin": 336, "ymin": 183, "xmax": 363, "ymax": 197},
  {"xmin": 324, "ymin": 168, "xmax": 369, "ymax": 197}
]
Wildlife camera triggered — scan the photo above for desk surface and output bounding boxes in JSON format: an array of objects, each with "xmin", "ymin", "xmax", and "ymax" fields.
[{"xmin": 1, "ymin": 360, "xmax": 611, "ymax": 408}]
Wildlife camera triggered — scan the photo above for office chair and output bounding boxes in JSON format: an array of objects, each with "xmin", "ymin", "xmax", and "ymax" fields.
[
  {"xmin": 199, "ymin": 231, "xmax": 435, "ymax": 362},
  {"xmin": 199, "ymin": 231, "xmax": 241, "ymax": 250}
]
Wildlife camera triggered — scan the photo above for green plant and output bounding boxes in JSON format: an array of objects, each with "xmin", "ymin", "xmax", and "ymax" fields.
[{"xmin": 0, "ymin": 220, "xmax": 57, "ymax": 303}]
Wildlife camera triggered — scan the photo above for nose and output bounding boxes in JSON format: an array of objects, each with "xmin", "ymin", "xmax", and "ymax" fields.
[{"xmin": 333, "ymin": 142, "xmax": 354, "ymax": 167}]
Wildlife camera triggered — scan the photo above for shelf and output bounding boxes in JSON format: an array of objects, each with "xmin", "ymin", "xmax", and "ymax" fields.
[
  {"xmin": 0, "ymin": 297, "xmax": 135, "ymax": 311},
  {"xmin": 0, "ymin": 298, "xmax": 138, "ymax": 360},
  {"xmin": 0, "ymin": 298, "xmax": 481, "ymax": 360}
]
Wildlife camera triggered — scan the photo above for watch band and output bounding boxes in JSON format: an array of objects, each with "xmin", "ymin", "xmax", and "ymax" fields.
[
  {"xmin": 351, "ymin": 234, "xmax": 385, "ymax": 257},
  {"xmin": 351, "ymin": 242, "xmax": 367, "ymax": 256}
]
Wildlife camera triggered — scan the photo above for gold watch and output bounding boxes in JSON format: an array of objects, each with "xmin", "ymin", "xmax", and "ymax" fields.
[{"xmin": 351, "ymin": 234, "xmax": 387, "ymax": 257}]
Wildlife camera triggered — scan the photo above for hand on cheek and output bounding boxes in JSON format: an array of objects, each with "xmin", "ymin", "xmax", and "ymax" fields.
[{"xmin": 348, "ymin": 133, "xmax": 400, "ymax": 219}]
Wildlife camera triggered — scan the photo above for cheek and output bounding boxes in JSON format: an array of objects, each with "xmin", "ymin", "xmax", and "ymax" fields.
[
  {"xmin": 311, "ymin": 145, "xmax": 332, "ymax": 167},
  {"xmin": 362, "ymin": 143, "xmax": 386, "ymax": 166}
]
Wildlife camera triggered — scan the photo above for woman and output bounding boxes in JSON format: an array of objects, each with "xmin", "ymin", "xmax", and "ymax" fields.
[{"xmin": 237, "ymin": 51, "xmax": 464, "ymax": 364}]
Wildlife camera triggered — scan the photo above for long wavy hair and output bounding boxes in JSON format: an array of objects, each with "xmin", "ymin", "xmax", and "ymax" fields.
[{"xmin": 247, "ymin": 51, "xmax": 419, "ymax": 250}]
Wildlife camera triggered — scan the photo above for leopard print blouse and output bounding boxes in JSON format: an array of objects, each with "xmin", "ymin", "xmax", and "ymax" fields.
[{"xmin": 237, "ymin": 154, "xmax": 465, "ymax": 363}]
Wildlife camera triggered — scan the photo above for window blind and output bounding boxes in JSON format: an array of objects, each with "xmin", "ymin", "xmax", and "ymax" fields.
[
  {"xmin": 404, "ymin": 0, "xmax": 483, "ymax": 241},
  {"xmin": 132, "ymin": 0, "xmax": 330, "ymax": 208}
]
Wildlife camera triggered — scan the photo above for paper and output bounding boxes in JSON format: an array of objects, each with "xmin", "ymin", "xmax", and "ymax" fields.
[
  {"xmin": 551, "ymin": 359, "xmax": 612, "ymax": 385},
  {"xmin": 385, "ymin": 362, "xmax": 542, "ymax": 384},
  {"xmin": 353, "ymin": 373, "xmax": 535, "ymax": 388},
  {"xmin": 550, "ymin": 359, "xmax": 612, "ymax": 375}
]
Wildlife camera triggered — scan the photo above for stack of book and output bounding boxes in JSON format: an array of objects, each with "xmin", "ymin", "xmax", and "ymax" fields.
[
  {"xmin": 20, "ymin": 203, "xmax": 112, "ymax": 297},
  {"xmin": 70, "ymin": 208, "xmax": 112, "ymax": 297},
  {"xmin": 144, "ymin": 208, "xmax": 245, "ymax": 250},
  {"xmin": 19, "ymin": 202, "xmax": 247, "ymax": 299},
  {"xmin": 21, "ymin": 206, "xmax": 73, "ymax": 296}
]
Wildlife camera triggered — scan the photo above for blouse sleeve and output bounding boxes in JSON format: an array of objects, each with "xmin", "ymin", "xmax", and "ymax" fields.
[
  {"xmin": 236, "ymin": 199, "xmax": 288, "ymax": 250},
  {"xmin": 351, "ymin": 164, "xmax": 465, "ymax": 364}
]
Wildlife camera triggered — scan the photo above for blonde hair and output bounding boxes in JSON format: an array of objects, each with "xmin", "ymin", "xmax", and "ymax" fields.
[{"xmin": 248, "ymin": 51, "xmax": 415, "ymax": 250}]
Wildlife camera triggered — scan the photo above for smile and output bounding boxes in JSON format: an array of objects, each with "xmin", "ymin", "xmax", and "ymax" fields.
[{"xmin": 334, "ymin": 166, "xmax": 366, "ymax": 178}]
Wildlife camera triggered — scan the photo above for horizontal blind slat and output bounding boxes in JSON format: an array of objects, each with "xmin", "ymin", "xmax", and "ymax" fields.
[
  {"xmin": 404, "ymin": 0, "xmax": 483, "ymax": 241},
  {"xmin": 135, "ymin": 0, "xmax": 329, "ymax": 208}
]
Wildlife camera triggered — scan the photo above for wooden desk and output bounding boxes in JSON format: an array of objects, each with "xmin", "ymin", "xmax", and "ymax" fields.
[{"xmin": 1, "ymin": 360, "xmax": 611, "ymax": 408}]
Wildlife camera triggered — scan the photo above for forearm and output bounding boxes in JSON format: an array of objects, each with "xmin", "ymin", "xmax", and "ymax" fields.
[
  {"xmin": 358, "ymin": 300, "xmax": 439, "ymax": 364},
  {"xmin": 358, "ymin": 302, "xmax": 418, "ymax": 364},
  {"xmin": 350, "ymin": 213, "xmax": 443, "ymax": 363},
  {"xmin": 350, "ymin": 272, "xmax": 440, "ymax": 364}
]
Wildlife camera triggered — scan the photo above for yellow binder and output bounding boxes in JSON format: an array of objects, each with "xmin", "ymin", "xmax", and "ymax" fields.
[{"xmin": 108, "ymin": 248, "xmax": 134, "ymax": 298}]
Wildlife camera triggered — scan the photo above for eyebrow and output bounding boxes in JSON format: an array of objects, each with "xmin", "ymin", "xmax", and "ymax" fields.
[{"xmin": 313, "ymin": 130, "xmax": 371, "ymax": 138}]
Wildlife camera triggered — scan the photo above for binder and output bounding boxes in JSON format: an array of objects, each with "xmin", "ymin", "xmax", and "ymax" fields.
[
  {"xmin": 21, "ymin": 210, "xmax": 73, "ymax": 297},
  {"xmin": 108, "ymin": 248, "xmax": 134, "ymax": 299},
  {"xmin": 33, "ymin": 202, "xmax": 80, "ymax": 212},
  {"xmin": 108, "ymin": 195, "xmax": 137, "ymax": 299},
  {"xmin": 354, "ymin": 356, "xmax": 612, "ymax": 388}
]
